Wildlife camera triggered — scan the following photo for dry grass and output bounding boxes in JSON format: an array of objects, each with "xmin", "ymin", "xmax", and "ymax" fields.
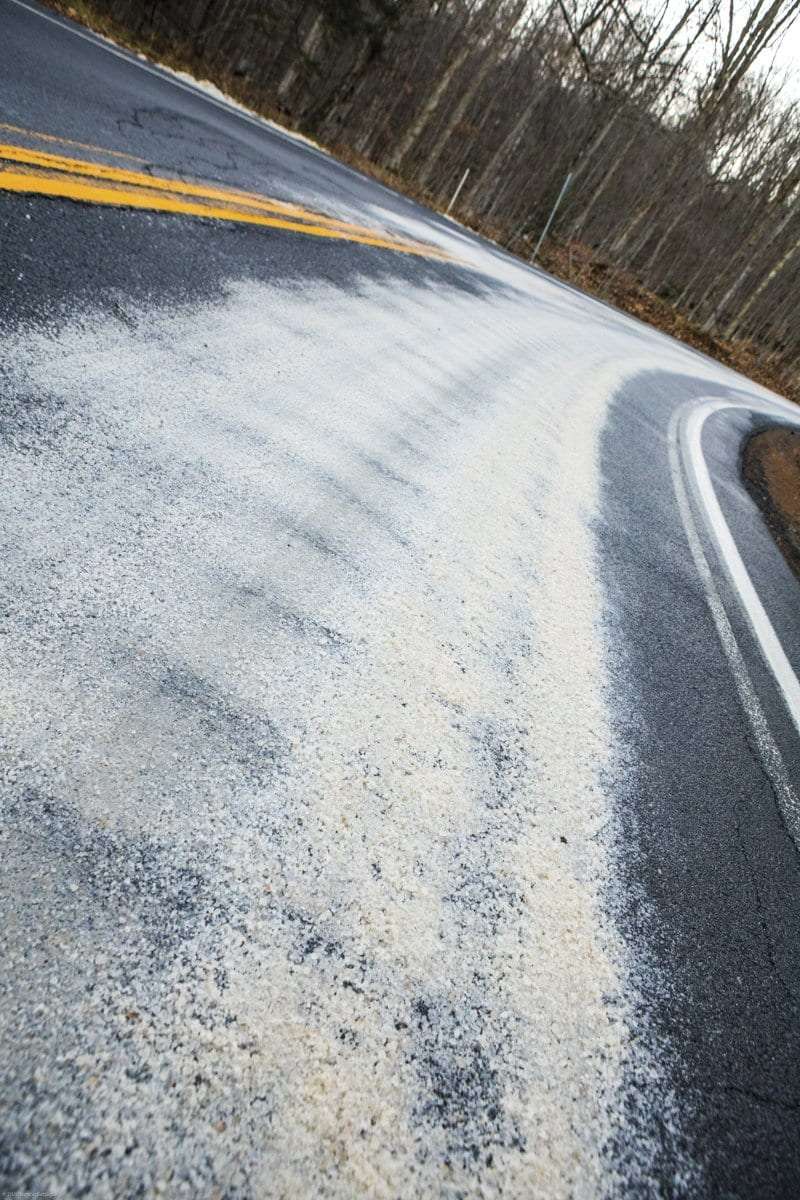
[{"xmin": 40, "ymin": 1, "xmax": 800, "ymax": 406}]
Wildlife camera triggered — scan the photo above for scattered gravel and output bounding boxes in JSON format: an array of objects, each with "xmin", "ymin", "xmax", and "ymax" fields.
[{"xmin": 0, "ymin": 269, "xmax": 725, "ymax": 1197}]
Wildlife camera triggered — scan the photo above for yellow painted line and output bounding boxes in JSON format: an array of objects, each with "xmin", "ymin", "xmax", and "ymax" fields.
[
  {"xmin": 0, "ymin": 141, "xmax": 439, "ymax": 250},
  {"xmin": 0, "ymin": 121, "xmax": 148, "ymax": 163},
  {"xmin": 0, "ymin": 168, "xmax": 452, "ymax": 259}
]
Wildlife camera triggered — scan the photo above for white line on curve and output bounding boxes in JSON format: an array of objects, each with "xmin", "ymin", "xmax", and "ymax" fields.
[
  {"xmin": 669, "ymin": 395, "xmax": 800, "ymax": 844},
  {"xmin": 683, "ymin": 397, "xmax": 800, "ymax": 734}
]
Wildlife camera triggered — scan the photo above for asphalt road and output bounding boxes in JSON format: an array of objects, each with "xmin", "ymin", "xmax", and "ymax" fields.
[{"xmin": 2, "ymin": 2, "xmax": 800, "ymax": 1197}]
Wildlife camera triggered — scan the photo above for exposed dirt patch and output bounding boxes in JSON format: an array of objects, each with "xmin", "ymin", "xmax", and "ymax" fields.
[{"xmin": 742, "ymin": 426, "xmax": 800, "ymax": 580}]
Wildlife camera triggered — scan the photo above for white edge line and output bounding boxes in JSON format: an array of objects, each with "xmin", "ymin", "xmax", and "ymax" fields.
[
  {"xmin": 682, "ymin": 397, "xmax": 800, "ymax": 736},
  {"xmin": 668, "ymin": 396, "xmax": 800, "ymax": 841}
]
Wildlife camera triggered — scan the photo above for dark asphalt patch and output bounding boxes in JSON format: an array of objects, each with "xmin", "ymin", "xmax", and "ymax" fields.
[
  {"xmin": 233, "ymin": 585, "xmax": 350, "ymax": 653},
  {"xmin": 5, "ymin": 785, "xmax": 221, "ymax": 963},
  {"xmin": 0, "ymin": 190, "xmax": 504, "ymax": 337},
  {"xmin": 408, "ymin": 991, "xmax": 526, "ymax": 1171},
  {"xmin": 158, "ymin": 663, "xmax": 287, "ymax": 788}
]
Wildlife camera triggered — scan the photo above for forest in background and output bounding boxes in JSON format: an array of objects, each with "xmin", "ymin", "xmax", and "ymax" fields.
[{"xmin": 50, "ymin": 0, "xmax": 800, "ymax": 396}]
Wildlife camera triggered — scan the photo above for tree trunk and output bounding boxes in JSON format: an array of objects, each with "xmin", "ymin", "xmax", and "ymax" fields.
[
  {"xmin": 416, "ymin": 49, "xmax": 493, "ymax": 190},
  {"xmin": 726, "ymin": 220, "xmax": 800, "ymax": 339},
  {"xmin": 387, "ymin": 39, "xmax": 472, "ymax": 172}
]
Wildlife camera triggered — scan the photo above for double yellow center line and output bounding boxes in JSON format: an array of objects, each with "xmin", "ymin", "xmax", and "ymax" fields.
[{"xmin": 0, "ymin": 137, "xmax": 451, "ymax": 261}]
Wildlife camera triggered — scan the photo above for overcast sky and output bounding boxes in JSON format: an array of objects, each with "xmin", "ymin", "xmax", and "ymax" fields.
[
  {"xmin": 770, "ymin": 23, "xmax": 800, "ymax": 99},
  {"xmin": 694, "ymin": 4, "xmax": 800, "ymax": 100}
]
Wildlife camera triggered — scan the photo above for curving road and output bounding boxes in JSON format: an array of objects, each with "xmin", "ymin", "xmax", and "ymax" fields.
[{"xmin": 1, "ymin": 2, "xmax": 800, "ymax": 1196}]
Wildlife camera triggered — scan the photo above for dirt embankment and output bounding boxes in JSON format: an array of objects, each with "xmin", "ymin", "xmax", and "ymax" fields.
[{"xmin": 742, "ymin": 427, "xmax": 800, "ymax": 580}]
